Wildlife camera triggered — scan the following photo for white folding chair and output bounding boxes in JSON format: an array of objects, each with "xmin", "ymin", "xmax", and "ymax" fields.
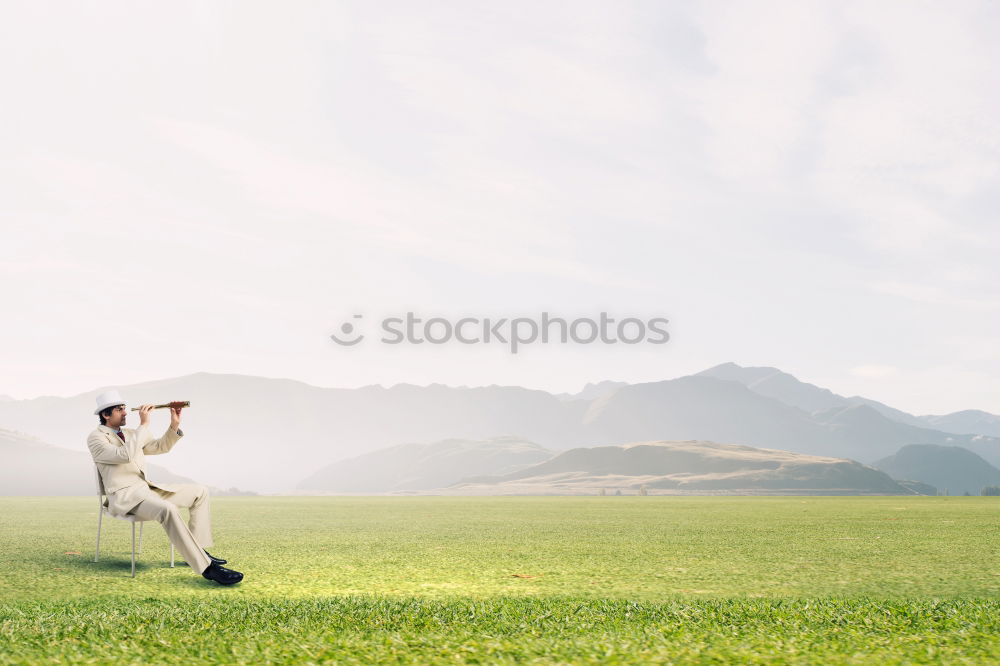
[{"xmin": 93, "ymin": 465, "xmax": 174, "ymax": 577}]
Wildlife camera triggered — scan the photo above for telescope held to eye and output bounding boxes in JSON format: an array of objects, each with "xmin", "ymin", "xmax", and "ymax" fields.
[{"xmin": 129, "ymin": 401, "xmax": 191, "ymax": 411}]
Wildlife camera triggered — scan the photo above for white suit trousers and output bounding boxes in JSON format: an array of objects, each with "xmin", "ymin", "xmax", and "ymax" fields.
[{"xmin": 126, "ymin": 482, "xmax": 213, "ymax": 574}]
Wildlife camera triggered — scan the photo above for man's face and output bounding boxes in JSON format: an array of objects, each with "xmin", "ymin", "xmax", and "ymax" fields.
[{"xmin": 105, "ymin": 404, "xmax": 127, "ymax": 428}]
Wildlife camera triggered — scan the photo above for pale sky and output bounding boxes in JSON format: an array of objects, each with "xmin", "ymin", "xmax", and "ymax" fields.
[{"xmin": 1, "ymin": 1, "xmax": 998, "ymax": 415}]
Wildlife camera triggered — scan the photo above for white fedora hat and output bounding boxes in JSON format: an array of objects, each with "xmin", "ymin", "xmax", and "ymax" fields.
[{"xmin": 94, "ymin": 389, "xmax": 127, "ymax": 415}]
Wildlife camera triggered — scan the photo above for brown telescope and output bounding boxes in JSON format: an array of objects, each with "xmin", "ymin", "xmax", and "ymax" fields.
[{"xmin": 129, "ymin": 401, "xmax": 191, "ymax": 411}]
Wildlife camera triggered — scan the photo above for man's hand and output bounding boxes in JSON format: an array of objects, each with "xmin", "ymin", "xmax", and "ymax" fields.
[
  {"xmin": 170, "ymin": 404, "xmax": 183, "ymax": 431},
  {"xmin": 138, "ymin": 404, "xmax": 154, "ymax": 426}
]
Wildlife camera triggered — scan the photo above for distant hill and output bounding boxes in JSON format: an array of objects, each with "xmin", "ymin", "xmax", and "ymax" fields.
[
  {"xmin": 696, "ymin": 362, "xmax": 849, "ymax": 414},
  {"xmin": 582, "ymin": 375, "xmax": 829, "ymax": 451},
  {"xmin": 872, "ymin": 444, "xmax": 1000, "ymax": 496},
  {"xmin": 445, "ymin": 439, "xmax": 914, "ymax": 495},
  {"xmin": 895, "ymin": 479, "xmax": 938, "ymax": 496},
  {"xmin": 580, "ymin": 375, "xmax": 994, "ymax": 465},
  {"xmin": 0, "ymin": 428, "xmax": 198, "ymax": 496},
  {"xmin": 696, "ymin": 362, "xmax": 928, "ymax": 426},
  {"xmin": 297, "ymin": 436, "xmax": 555, "ymax": 492},
  {"xmin": 554, "ymin": 381, "xmax": 629, "ymax": 402},
  {"xmin": 697, "ymin": 362, "xmax": 1000, "ymax": 440},
  {"xmin": 919, "ymin": 411, "xmax": 1000, "ymax": 438}
]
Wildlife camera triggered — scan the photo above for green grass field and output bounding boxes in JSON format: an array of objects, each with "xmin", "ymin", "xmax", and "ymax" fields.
[{"xmin": 1, "ymin": 496, "xmax": 997, "ymax": 664}]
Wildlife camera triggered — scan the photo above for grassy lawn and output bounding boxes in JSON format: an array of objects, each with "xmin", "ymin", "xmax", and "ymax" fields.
[{"xmin": 1, "ymin": 496, "xmax": 997, "ymax": 663}]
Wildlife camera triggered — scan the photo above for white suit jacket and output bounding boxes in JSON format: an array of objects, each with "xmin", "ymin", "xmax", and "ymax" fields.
[{"xmin": 87, "ymin": 423, "xmax": 186, "ymax": 518}]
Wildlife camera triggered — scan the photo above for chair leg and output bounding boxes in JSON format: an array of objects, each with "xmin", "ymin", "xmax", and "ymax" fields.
[
  {"xmin": 131, "ymin": 522, "xmax": 136, "ymax": 578},
  {"xmin": 138, "ymin": 522, "xmax": 143, "ymax": 554},
  {"xmin": 95, "ymin": 510, "xmax": 103, "ymax": 563},
  {"xmin": 170, "ymin": 543, "xmax": 175, "ymax": 568}
]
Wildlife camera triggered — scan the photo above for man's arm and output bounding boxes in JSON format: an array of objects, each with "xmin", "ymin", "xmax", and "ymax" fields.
[
  {"xmin": 138, "ymin": 423, "xmax": 184, "ymax": 455},
  {"xmin": 87, "ymin": 431, "xmax": 140, "ymax": 464}
]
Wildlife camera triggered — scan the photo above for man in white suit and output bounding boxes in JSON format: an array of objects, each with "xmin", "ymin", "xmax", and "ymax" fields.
[{"xmin": 87, "ymin": 390, "xmax": 244, "ymax": 585}]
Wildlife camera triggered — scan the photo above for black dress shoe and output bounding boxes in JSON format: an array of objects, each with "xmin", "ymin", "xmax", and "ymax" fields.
[
  {"xmin": 204, "ymin": 549, "xmax": 227, "ymax": 565},
  {"xmin": 202, "ymin": 561, "xmax": 243, "ymax": 585}
]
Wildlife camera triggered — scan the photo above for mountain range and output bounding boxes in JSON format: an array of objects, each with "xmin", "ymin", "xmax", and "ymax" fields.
[
  {"xmin": 1, "ymin": 362, "xmax": 997, "ymax": 493},
  {"xmin": 697, "ymin": 363, "xmax": 1000, "ymax": 436}
]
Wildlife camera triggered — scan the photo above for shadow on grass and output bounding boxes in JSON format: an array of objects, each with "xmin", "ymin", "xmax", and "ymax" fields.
[
  {"xmin": 46, "ymin": 549, "xmax": 183, "ymax": 576},
  {"xmin": 45, "ymin": 550, "xmax": 244, "ymax": 588}
]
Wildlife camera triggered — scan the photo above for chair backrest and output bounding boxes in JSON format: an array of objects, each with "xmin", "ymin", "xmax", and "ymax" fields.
[
  {"xmin": 94, "ymin": 463, "xmax": 108, "ymax": 498},
  {"xmin": 94, "ymin": 465, "xmax": 107, "ymax": 498},
  {"xmin": 94, "ymin": 465, "xmax": 113, "ymax": 511}
]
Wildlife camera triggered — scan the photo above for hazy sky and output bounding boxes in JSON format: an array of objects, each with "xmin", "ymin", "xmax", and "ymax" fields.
[{"xmin": 1, "ymin": 1, "xmax": 998, "ymax": 415}]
